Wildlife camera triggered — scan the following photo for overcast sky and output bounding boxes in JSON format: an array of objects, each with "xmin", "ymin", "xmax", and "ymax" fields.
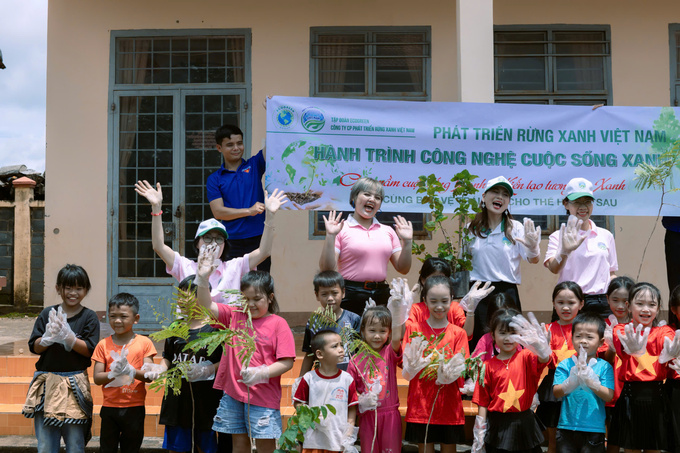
[{"xmin": 0, "ymin": 0, "xmax": 47, "ymax": 173}]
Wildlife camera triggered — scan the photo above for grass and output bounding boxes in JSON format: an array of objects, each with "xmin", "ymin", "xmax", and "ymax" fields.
[{"xmin": 0, "ymin": 312, "xmax": 38, "ymax": 318}]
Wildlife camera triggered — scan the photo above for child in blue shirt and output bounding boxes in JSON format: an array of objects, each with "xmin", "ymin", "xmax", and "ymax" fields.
[{"xmin": 553, "ymin": 312, "xmax": 615, "ymax": 453}]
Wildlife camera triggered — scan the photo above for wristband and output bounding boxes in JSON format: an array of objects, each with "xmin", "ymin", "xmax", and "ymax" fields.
[{"xmin": 151, "ymin": 210, "xmax": 163, "ymax": 216}]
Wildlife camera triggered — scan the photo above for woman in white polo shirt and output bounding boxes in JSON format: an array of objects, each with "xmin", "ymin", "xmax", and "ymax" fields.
[
  {"xmin": 319, "ymin": 177, "xmax": 413, "ymax": 316},
  {"xmin": 544, "ymin": 177, "xmax": 618, "ymax": 319},
  {"xmin": 467, "ymin": 176, "xmax": 541, "ymax": 349}
]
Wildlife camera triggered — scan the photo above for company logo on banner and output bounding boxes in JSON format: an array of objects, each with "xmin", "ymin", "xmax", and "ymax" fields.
[{"xmin": 264, "ymin": 96, "xmax": 680, "ymax": 215}]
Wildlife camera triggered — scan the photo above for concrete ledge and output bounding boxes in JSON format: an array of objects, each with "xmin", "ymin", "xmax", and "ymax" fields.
[{"xmin": 0, "ymin": 436, "xmax": 164, "ymax": 453}]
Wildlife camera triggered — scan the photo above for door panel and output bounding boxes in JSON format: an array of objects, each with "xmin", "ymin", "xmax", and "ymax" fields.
[{"xmin": 111, "ymin": 90, "xmax": 245, "ymax": 332}]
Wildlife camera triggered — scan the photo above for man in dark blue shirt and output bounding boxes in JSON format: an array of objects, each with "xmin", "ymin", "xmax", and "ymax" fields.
[{"xmin": 206, "ymin": 124, "xmax": 270, "ymax": 271}]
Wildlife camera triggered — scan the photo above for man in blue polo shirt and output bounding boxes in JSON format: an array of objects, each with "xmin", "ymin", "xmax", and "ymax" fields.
[{"xmin": 207, "ymin": 124, "xmax": 270, "ymax": 271}]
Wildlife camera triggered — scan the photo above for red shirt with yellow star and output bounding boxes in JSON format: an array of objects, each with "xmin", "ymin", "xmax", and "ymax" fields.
[
  {"xmin": 403, "ymin": 320, "xmax": 469, "ymax": 425},
  {"xmin": 546, "ymin": 322, "xmax": 575, "ymax": 369},
  {"xmin": 473, "ymin": 349, "xmax": 549, "ymax": 412},
  {"xmin": 613, "ymin": 324, "xmax": 675, "ymax": 381}
]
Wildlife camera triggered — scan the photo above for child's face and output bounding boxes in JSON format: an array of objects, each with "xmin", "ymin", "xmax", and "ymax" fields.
[
  {"xmin": 317, "ymin": 333, "xmax": 345, "ymax": 365},
  {"xmin": 572, "ymin": 322, "xmax": 604, "ymax": 356},
  {"xmin": 492, "ymin": 325, "xmax": 518, "ymax": 354},
  {"xmin": 553, "ymin": 289, "xmax": 583, "ymax": 324},
  {"xmin": 108, "ymin": 305, "xmax": 139, "ymax": 335},
  {"xmin": 57, "ymin": 285, "xmax": 88, "ymax": 309},
  {"xmin": 363, "ymin": 319, "xmax": 390, "ymax": 351},
  {"xmin": 216, "ymin": 134, "xmax": 244, "ymax": 166},
  {"xmin": 243, "ymin": 286, "xmax": 271, "ymax": 319},
  {"xmin": 630, "ymin": 289, "xmax": 659, "ymax": 327},
  {"xmin": 608, "ymin": 288, "xmax": 630, "ymax": 321},
  {"xmin": 316, "ymin": 284, "xmax": 345, "ymax": 315},
  {"xmin": 425, "ymin": 284, "xmax": 452, "ymax": 321}
]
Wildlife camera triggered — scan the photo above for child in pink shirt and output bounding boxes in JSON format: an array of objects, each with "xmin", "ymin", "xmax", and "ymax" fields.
[
  {"xmin": 194, "ymin": 244, "xmax": 295, "ymax": 453},
  {"xmin": 347, "ymin": 303, "xmax": 404, "ymax": 453}
]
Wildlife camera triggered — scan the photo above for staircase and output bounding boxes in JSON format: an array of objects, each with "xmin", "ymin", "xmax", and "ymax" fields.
[{"xmin": 0, "ymin": 348, "xmax": 479, "ymax": 445}]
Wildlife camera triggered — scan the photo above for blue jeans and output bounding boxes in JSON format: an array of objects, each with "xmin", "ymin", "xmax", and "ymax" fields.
[{"xmin": 34, "ymin": 412, "xmax": 87, "ymax": 453}]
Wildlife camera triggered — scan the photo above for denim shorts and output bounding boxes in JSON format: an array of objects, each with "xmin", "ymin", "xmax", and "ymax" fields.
[{"xmin": 212, "ymin": 393, "xmax": 282, "ymax": 439}]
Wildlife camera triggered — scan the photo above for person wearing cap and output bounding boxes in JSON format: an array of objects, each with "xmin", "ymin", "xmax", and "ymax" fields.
[
  {"xmin": 466, "ymin": 176, "xmax": 542, "ymax": 349},
  {"xmin": 544, "ymin": 177, "xmax": 618, "ymax": 318},
  {"xmin": 134, "ymin": 180, "xmax": 288, "ymax": 304}
]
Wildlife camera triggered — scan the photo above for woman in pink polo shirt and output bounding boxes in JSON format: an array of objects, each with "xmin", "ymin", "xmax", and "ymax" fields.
[
  {"xmin": 544, "ymin": 177, "xmax": 618, "ymax": 319},
  {"xmin": 319, "ymin": 177, "xmax": 413, "ymax": 316}
]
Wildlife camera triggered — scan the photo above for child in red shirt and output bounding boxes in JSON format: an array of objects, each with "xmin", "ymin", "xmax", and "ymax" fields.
[
  {"xmin": 402, "ymin": 275, "xmax": 469, "ymax": 453},
  {"xmin": 472, "ymin": 309, "xmax": 551, "ymax": 453}
]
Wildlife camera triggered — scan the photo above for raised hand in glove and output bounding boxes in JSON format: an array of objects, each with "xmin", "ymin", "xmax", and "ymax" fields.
[
  {"xmin": 558, "ymin": 360, "xmax": 581, "ymax": 395},
  {"xmin": 106, "ymin": 345, "xmax": 136, "ymax": 388},
  {"xmin": 141, "ymin": 362, "xmax": 166, "ymax": 381},
  {"xmin": 460, "ymin": 281, "xmax": 495, "ymax": 312},
  {"xmin": 186, "ymin": 360, "xmax": 216, "ymax": 382},
  {"xmin": 556, "ymin": 215, "xmax": 586, "ymax": 262},
  {"xmin": 239, "ymin": 364, "xmax": 269, "ymax": 387},
  {"xmin": 364, "ymin": 297, "xmax": 376, "ymax": 314},
  {"xmin": 436, "ymin": 352, "xmax": 466, "ymax": 385},
  {"xmin": 604, "ymin": 315, "xmax": 618, "ymax": 350},
  {"xmin": 358, "ymin": 381, "xmax": 382, "ymax": 413},
  {"xmin": 387, "ymin": 278, "xmax": 414, "ymax": 327},
  {"xmin": 471, "ymin": 415, "xmax": 487, "ymax": 453},
  {"xmin": 573, "ymin": 345, "xmax": 600, "ymax": 390},
  {"xmin": 460, "ymin": 378, "xmax": 475, "ymax": 396},
  {"xmin": 659, "ymin": 330, "xmax": 680, "ymax": 364},
  {"xmin": 509, "ymin": 312, "xmax": 551, "ymax": 361},
  {"xmin": 617, "ymin": 322, "xmax": 649, "ymax": 357},
  {"xmin": 402, "ymin": 336, "xmax": 433, "ymax": 381},
  {"xmin": 516, "ymin": 217, "xmax": 541, "ymax": 259}
]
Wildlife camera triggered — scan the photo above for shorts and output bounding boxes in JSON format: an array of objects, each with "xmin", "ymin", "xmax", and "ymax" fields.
[
  {"xmin": 212, "ymin": 393, "xmax": 282, "ymax": 439},
  {"xmin": 556, "ymin": 429, "xmax": 605, "ymax": 453},
  {"xmin": 163, "ymin": 426, "xmax": 218, "ymax": 453}
]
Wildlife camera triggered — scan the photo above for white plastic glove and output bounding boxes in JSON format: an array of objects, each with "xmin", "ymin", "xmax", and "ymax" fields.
[
  {"xmin": 436, "ymin": 352, "xmax": 466, "ymax": 385},
  {"xmin": 239, "ymin": 364, "xmax": 270, "ymax": 387},
  {"xmin": 571, "ymin": 345, "xmax": 600, "ymax": 390},
  {"xmin": 106, "ymin": 346, "xmax": 136, "ymax": 388},
  {"xmin": 460, "ymin": 377, "xmax": 475, "ymax": 396},
  {"xmin": 509, "ymin": 312, "xmax": 551, "ymax": 361},
  {"xmin": 340, "ymin": 423, "xmax": 359, "ymax": 453},
  {"xmin": 401, "ymin": 336, "xmax": 433, "ymax": 381},
  {"xmin": 617, "ymin": 323, "xmax": 650, "ymax": 357},
  {"xmin": 530, "ymin": 392, "xmax": 540, "ymax": 412},
  {"xmin": 555, "ymin": 215, "xmax": 586, "ymax": 263},
  {"xmin": 471, "ymin": 415, "xmax": 487, "ymax": 453},
  {"xmin": 42, "ymin": 307, "xmax": 78, "ymax": 351},
  {"xmin": 357, "ymin": 381, "xmax": 382, "ymax": 413},
  {"xmin": 670, "ymin": 358, "xmax": 680, "ymax": 374},
  {"xmin": 141, "ymin": 362, "xmax": 166, "ymax": 381},
  {"xmin": 186, "ymin": 360, "xmax": 216, "ymax": 382},
  {"xmin": 363, "ymin": 297, "xmax": 376, "ymax": 314},
  {"xmin": 460, "ymin": 281, "xmax": 495, "ymax": 312},
  {"xmin": 558, "ymin": 362, "xmax": 581, "ymax": 395},
  {"xmin": 604, "ymin": 314, "xmax": 618, "ymax": 350},
  {"xmin": 387, "ymin": 278, "xmax": 413, "ymax": 328},
  {"xmin": 516, "ymin": 217, "xmax": 541, "ymax": 259},
  {"xmin": 660, "ymin": 331, "xmax": 680, "ymax": 364}
]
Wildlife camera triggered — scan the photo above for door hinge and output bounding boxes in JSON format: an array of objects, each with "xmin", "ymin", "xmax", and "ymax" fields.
[
  {"xmin": 111, "ymin": 103, "xmax": 116, "ymax": 112},
  {"xmin": 244, "ymin": 101, "xmax": 249, "ymax": 111}
]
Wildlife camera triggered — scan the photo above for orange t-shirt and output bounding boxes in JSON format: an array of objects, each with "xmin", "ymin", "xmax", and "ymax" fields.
[{"xmin": 92, "ymin": 334, "xmax": 157, "ymax": 407}]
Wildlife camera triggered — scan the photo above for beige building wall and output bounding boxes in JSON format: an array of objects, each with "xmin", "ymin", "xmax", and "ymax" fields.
[{"xmin": 45, "ymin": 0, "xmax": 676, "ymax": 320}]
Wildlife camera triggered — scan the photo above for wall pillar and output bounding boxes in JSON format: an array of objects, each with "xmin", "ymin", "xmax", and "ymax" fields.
[
  {"xmin": 456, "ymin": 0, "xmax": 494, "ymax": 102},
  {"xmin": 12, "ymin": 177, "xmax": 36, "ymax": 309}
]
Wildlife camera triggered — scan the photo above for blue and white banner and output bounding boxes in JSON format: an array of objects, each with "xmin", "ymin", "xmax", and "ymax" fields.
[{"xmin": 265, "ymin": 96, "xmax": 680, "ymax": 215}]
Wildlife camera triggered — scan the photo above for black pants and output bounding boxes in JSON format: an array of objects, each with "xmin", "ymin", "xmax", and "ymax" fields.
[
  {"xmin": 556, "ymin": 429, "xmax": 605, "ymax": 453},
  {"xmin": 470, "ymin": 281, "xmax": 521, "ymax": 351},
  {"xmin": 227, "ymin": 235, "xmax": 270, "ymax": 272},
  {"xmin": 341, "ymin": 281, "xmax": 390, "ymax": 317},
  {"xmin": 99, "ymin": 406, "xmax": 145, "ymax": 453},
  {"xmin": 666, "ymin": 229, "xmax": 680, "ymax": 294}
]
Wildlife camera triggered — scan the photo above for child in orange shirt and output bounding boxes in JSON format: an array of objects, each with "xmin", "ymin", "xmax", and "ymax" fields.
[{"xmin": 93, "ymin": 293, "xmax": 157, "ymax": 453}]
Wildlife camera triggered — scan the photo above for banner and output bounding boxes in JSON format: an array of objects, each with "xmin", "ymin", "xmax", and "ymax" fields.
[{"xmin": 264, "ymin": 96, "xmax": 680, "ymax": 215}]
